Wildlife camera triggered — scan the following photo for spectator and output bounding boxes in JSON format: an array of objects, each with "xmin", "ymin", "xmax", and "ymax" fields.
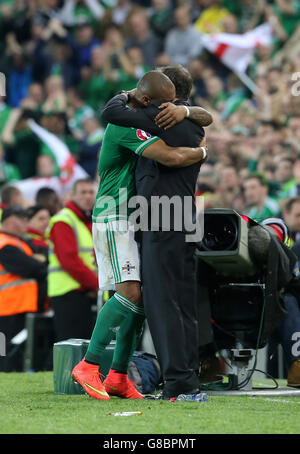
[
  {"xmin": 106, "ymin": 0, "xmax": 133, "ymax": 28},
  {"xmin": 58, "ymin": 0, "xmax": 105, "ymax": 27},
  {"xmin": 33, "ymin": 0, "xmax": 66, "ymax": 26},
  {"xmin": 35, "ymin": 187, "xmax": 62, "ymax": 217},
  {"xmin": 78, "ymin": 116, "xmax": 104, "ymax": 178},
  {"xmin": 48, "ymin": 35, "xmax": 80, "ymax": 89},
  {"xmin": 79, "ymin": 45, "xmax": 116, "ymax": 111},
  {"xmin": 7, "ymin": 52, "xmax": 32, "ymax": 108},
  {"xmin": 283, "ymin": 197, "xmax": 300, "ymax": 247},
  {"xmin": 0, "ymin": 205, "xmax": 48, "ymax": 371},
  {"xmin": 26, "ymin": 204, "xmax": 51, "ymax": 313},
  {"xmin": 225, "ymin": 0, "xmax": 265, "ymax": 33},
  {"xmin": 286, "ymin": 116, "xmax": 300, "ymax": 154},
  {"xmin": 149, "ymin": 0, "xmax": 174, "ymax": 49},
  {"xmin": 270, "ymin": 0, "xmax": 300, "ymax": 43},
  {"xmin": 36, "ymin": 155, "xmax": 56, "ymax": 178},
  {"xmin": 194, "ymin": 0, "xmax": 231, "ymax": 34},
  {"xmin": 125, "ymin": 9, "xmax": 160, "ymax": 68},
  {"xmin": 204, "ymin": 75, "xmax": 228, "ymax": 112},
  {"xmin": 39, "ymin": 110, "xmax": 80, "ymax": 160},
  {"xmin": 1, "ymin": 105, "xmax": 41, "ymax": 180},
  {"xmin": 243, "ymin": 173, "xmax": 281, "ymax": 223},
  {"xmin": 67, "ymin": 86, "xmax": 95, "ymax": 140},
  {"xmin": 30, "ymin": 18, "xmax": 80, "ymax": 86},
  {"xmin": 101, "ymin": 0, "xmax": 141, "ymax": 34},
  {"xmin": 274, "ymin": 157, "xmax": 297, "ymax": 199},
  {"xmin": 42, "ymin": 75, "xmax": 67, "ymax": 114},
  {"xmin": 47, "ymin": 178, "xmax": 98, "ymax": 342},
  {"xmin": 99, "ymin": 26, "xmax": 150, "ymax": 92},
  {"xmin": 188, "ymin": 58, "xmax": 208, "ymax": 98},
  {"xmin": 263, "ymin": 217, "xmax": 300, "ymax": 389},
  {"xmin": 23, "ymin": 83, "xmax": 45, "ymax": 111},
  {"xmin": 0, "ymin": 184, "xmax": 24, "ymax": 213},
  {"xmin": 214, "ymin": 165, "xmax": 242, "ymax": 209},
  {"xmin": 164, "ymin": 5, "xmax": 203, "ymax": 67},
  {"xmin": 0, "ymin": 142, "xmax": 21, "ymax": 187},
  {"xmin": 74, "ymin": 22, "xmax": 101, "ymax": 69},
  {"xmin": 26, "ymin": 205, "xmax": 51, "ymax": 252},
  {"xmin": 0, "ymin": 96, "xmax": 12, "ymax": 137},
  {"xmin": 122, "ymin": 46, "xmax": 151, "ymax": 86}
]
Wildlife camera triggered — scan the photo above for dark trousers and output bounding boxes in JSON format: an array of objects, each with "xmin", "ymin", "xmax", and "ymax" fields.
[
  {"xmin": 141, "ymin": 230, "xmax": 199, "ymax": 397},
  {"xmin": 51, "ymin": 290, "xmax": 97, "ymax": 343}
]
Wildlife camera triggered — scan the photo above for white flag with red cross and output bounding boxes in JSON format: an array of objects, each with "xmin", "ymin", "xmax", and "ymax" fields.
[
  {"xmin": 201, "ymin": 23, "xmax": 273, "ymax": 74},
  {"xmin": 13, "ymin": 120, "xmax": 89, "ymax": 202}
]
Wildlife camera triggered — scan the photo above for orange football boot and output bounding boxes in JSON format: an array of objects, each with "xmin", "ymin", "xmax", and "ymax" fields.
[
  {"xmin": 72, "ymin": 358, "xmax": 110, "ymax": 400},
  {"xmin": 104, "ymin": 369, "xmax": 144, "ymax": 399}
]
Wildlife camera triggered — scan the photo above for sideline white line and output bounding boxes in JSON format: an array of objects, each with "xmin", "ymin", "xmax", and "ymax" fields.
[
  {"xmin": 250, "ymin": 397, "xmax": 300, "ymax": 404},
  {"xmin": 254, "ymin": 382, "xmax": 278, "ymax": 388}
]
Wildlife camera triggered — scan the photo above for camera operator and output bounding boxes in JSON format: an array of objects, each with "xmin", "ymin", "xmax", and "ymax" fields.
[
  {"xmin": 283, "ymin": 196, "xmax": 300, "ymax": 255},
  {"xmin": 262, "ymin": 218, "xmax": 300, "ymax": 388}
]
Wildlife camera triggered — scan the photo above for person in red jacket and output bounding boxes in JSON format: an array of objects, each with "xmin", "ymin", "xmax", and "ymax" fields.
[
  {"xmin": 49, "ymin": 179, "xmax": 98, "ymax": 342},
  {"xmin": 26, "ymin": 205, "xmax": 50, "ymax": 250},
  {"xmin": 26, "ymin": 205, "xmax": 51, "ymax": 312}
]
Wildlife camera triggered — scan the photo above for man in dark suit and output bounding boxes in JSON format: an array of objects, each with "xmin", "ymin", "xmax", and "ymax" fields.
[{"xmin": 101, "ymin": 65, "xmax": 212, "ymax": 399}]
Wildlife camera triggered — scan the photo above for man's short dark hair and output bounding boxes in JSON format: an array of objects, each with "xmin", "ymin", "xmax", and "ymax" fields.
[
  {"xmin": 36, "ymin": 187, "xmax": 57, "ymax": 204},
  {"xmin": 72, "ymin": 177, "xmax": 94, "ymax": 192},
  {"xmin": 26, "ymin": 204, "xmax": 50, "ymax": 219},
  {"xmin": 279, "ymin": 157, "xmax": 295, "ymax": 166},
  {"xmin": 284, "ymin": 197, "xmax": 300, "ymax": 213},
  {"xmin": 1, "ymin": 185, "xmax": 21, "ymax": 205},
  {"xmin": 159, "ymin": 64, "xmax": 193, "ymax": 101},
  {"xmin": 1, "ymin": 206, "xmax": 28, "ymax": 223},
  {"xmin": 244, "ymin": 172, "xmax": 268, "ymax": 187}
]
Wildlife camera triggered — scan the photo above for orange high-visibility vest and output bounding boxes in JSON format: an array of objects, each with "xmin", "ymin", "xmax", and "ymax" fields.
[{"xmin": 0, "ymin": 232, "xmax": 38, "ymax": 316}]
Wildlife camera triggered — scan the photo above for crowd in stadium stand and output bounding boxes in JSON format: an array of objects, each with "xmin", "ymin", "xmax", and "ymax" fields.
[
  {"xmin": 1, "ymin": 1, "xmax": 300, "ymax": 331},
  {"xmin": 1, "ymin": 0, "xmax": 300, "ymax": 227}
]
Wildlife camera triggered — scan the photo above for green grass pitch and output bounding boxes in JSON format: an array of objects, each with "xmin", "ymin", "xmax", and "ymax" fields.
[{"xmin": 0, "ymin": 372, "xmax": 300, "ymax": 434}]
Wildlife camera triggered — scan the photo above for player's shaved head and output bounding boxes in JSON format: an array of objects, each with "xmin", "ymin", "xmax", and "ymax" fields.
[{"xmin": 134, "ymin": 70, "xmax": 175, "ymax": 107}]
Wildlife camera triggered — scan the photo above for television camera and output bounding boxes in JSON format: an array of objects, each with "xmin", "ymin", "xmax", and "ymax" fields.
[{"xmin": 195, "ymin": 209, "xmax": 295, "ymax": 391}]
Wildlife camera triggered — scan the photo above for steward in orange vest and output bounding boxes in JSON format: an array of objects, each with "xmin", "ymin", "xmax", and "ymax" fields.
[
  {"xmin": 0, "ymin": 232, "xmax": 38, "ymax": 315},
  {"xmin": 0, "ymin": 206, "xmax": 48, "ymax": 371}
]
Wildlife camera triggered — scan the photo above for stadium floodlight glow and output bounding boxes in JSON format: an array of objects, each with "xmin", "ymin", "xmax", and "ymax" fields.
[{"xmin": 196, "ymin": 209, "xmax": 257, "ymax": 278}]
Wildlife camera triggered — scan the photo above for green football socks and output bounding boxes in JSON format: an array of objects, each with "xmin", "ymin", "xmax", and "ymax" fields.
[
  {"xmin": 111, "ymin": 293, "xmax": 145, "ymax": 373},
  {"xmin": 85, "ymin": 292, "xmax": 145, "ymax": 369}
]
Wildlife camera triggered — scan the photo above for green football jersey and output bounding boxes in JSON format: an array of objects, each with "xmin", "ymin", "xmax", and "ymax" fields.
[
  {"xmin": 93, "ymin": 123, "xmax": 159, "ymax": 222},
  {"xmin": 247, "ymin": 197, "xmax": 281, "ymax": 223}
]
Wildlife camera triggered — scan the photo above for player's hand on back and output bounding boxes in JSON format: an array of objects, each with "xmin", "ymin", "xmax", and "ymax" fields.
[
  {"xmin": 155, "ymin": 102, "xmax": 188, "ymax": 130},
  {"xmin": 121, "ymin": 89, "xmax": 137, "ymax": 102}
]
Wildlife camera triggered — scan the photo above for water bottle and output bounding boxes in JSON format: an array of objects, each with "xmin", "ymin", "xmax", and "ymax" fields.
[{"xmin": 173, "ymin": 392, "xmax": 208, "ymax": 402}]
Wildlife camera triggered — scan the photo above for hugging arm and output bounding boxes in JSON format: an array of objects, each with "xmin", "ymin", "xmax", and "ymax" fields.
[
  {"xmin": 142, "ymin": 137, "xmax": 207, "ymax": 168},
  {"xmin": 155, "ymin": 103, "xmax": 213, "ymax": 130},
  {"xmin": 101, "ymin": 93, "xmax": 160, "ymax": 135},
  {"xmin": 102, "ymin": 92, "xmax": 213, "ymax": 133}
]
